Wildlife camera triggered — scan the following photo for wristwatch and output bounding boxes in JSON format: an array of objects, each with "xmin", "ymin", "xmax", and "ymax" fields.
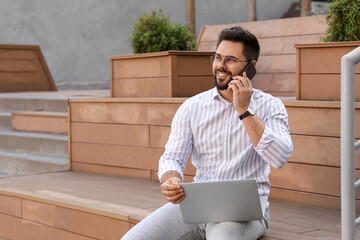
[{"xmin": 239, "ymin": 107, "xmax": 255, "ymax": 120}]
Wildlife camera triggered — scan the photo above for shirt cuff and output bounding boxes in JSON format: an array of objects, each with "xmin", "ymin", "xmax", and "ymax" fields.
[{"xmin": 158, "ymin": 164, "xmax": 184, "ymax": 182}]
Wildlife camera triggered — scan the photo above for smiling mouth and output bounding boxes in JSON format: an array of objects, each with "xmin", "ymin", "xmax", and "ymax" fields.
[{"xmin": 216, "ymin": 71, "xmax": 231, "ymax": 79}]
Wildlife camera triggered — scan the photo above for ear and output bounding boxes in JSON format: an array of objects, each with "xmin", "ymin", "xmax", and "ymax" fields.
[{"xmin": 251, "ymin": 60, "xmax": 257, "ymax": 67}]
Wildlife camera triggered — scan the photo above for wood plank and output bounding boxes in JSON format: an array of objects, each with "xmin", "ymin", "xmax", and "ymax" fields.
[
  {"xmin": 72, "ymin": 162, "xmax": 152, "ymax": 180},
  {"xmin": 263, "ymin": 228, "xmax": 318, "ymax": 240},
  {"xmin": 112, "ymin": 56, "xmax": 170, "ymax": 78},
  {"xmin": 0, "ymin": 44, "xmax": 56, "ymax": 92},
  {"xmin": 12, "ymin": 111, "xmax": 67, "ymax": 134},
  {"xmin": 268, "ymin": 219, "xmax": 317, "ymax": 234},
  {"xmin": 290, "ymin": 135, "xmax": 360, "ymax": 168},
  {"xmin": 287, "ymin": 106, "xmax": 360, "ymax": 138},
  {"xmin": 0, "ymin": 212, "xmax": 95, "ymax": 240},
  {"xmin": 299, "ymin": 74, "xmax": 360, "ymax": 101},
  {"xmin": 177, "ymin": 76, "xmax": 214, "ymax": 97},
  {"xmin": 299, "ymin": 46, "xmax": 360, "ymax": 74},
  {"xmin": 0, "ymin": 49, "xmax": 38, "ymax": 59},
  {"xmin": 71, "ymin": 122, "xmax": 149, "ymax": 148},
  {"xmin": 301, "ymin": 230, "xmax": 341, "ymax": 240},
  {"xmin": 198, "ymin": 16, "xmax": 326, "ymax": 43},
  {"xmin": 0, "ymin": 194, "xmax": 22, "ymax": 217},
  {"xmin": 71, "ymin": 142, "xmax": 163, "ymax": 171},
  {"xmin": 113, "ymin": 77, "xmax": 172, "ymax": 98},
  {"xmin": 177, "ymin": 55, "xmax": 213, "ymax": 76},
  {"xmin": 22, "ymin": 199, "xmax": 129, "ymax": 239},
  {"xmin": 0, "ymin": 59, "xmax": 43, "ymax": 72},
  {"xmin": 268, "ymin": 73, "xmax": 296, "ymax": 92},
  {"xmin": 251, "ymin": 73, "xmax": 273, "ymax": 91},
  {"xmin": 257, "ymin": 55, "xmax": 296, "ymax": 74},
  {"xmin": 269, "ymin": 188, "xmax": 360, "ymax": 212},
  {"xmin": 270, "ymin": 162, "xmax": 360, "ymax": 199},
  {"xmin": 281, "ymin": 34, "xmax": 324, "ymax": 54},
  {"xmin": 70, "ymin": 102, "xmax": 180, "ymax": 126},
  {"xmin": 257, "ymin": 37, "xmax": 286, "ymax": 56},
  {"xmin": 149, "ymin": 126, "xmax": 170, "ymax": 148}
]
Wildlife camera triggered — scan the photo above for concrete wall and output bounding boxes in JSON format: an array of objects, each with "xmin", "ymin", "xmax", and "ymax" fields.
[{"xmin": 0, "ymin": 0, "xmax": 298, "ymax": 88}]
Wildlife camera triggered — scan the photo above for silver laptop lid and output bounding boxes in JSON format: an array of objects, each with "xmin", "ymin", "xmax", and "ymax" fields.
[{"xmin": 179, "ymin": 179, "xmax": 267, "ymax": 224}]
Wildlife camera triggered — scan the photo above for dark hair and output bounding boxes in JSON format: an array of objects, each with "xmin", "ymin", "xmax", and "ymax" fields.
[{"xmin": 216, "ymin": 26, "xmax": 260, "ymax": 61}]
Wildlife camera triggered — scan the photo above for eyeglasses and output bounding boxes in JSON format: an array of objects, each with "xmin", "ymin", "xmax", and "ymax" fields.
[{"xmin": 210, "ymin": 54, "xmax": 251, "ymax": 66}]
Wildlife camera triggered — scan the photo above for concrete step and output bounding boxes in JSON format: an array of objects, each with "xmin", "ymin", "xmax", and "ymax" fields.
[
  {"xmin": 0, "ymin": 94, "xmax": 68, "ymax": 112},
  {"xmin": 12, "ymin": 111, "xmax": 68, "ymax": 134},
  {"xmin": 0, "ymin": 129, "xmax": 68, "ymax": 157},
  {"xmin": 0, "ymin": 111, "xmax": 11, "ymax": 129},
  {"xmin": 0, "ymin": 149, "xmax": 68, "ymax": 175},
  {"xmin": 0, "ymin": 90, "xmax": 110, "ymax": 112}
]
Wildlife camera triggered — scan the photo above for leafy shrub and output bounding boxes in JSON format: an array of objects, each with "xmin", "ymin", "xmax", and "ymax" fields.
[
  {"xmin": 322, "ymin": 0, "xmax": 360, "ymax": 42},
  {"xmin": 129, "ymin": 9, "xmax": 196, "ymax": 53}
]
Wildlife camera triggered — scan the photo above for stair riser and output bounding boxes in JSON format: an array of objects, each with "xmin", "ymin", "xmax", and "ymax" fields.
[
  {"xmin": 0, "ymin": 115, "xmax": 11, "ymax": 129},
  {"xmin": 0, "ymin": 135, "xmax": 68, "ymax": 157},
  {"xmin": 0, "ymin": 155, "xmax": 68, "ymax": 175},
  {"xmin": 0, "ymin": 98, "xmax": 67, "ymax": 112}
]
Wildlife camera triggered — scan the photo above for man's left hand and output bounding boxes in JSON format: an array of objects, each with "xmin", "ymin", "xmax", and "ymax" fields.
[{"xmin": 227, "ymin": 71, "xmax": 253, "ymax": 115}]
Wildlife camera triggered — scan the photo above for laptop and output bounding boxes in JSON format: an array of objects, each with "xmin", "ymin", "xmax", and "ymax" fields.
[{"xmin": 179, "ymin": 179, "xmax": 267, "ymax": 224}]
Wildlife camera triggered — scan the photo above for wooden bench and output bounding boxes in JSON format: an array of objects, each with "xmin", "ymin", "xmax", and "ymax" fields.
[
  {"xmin": 0, "ymin": 44, "xmax": 57, "ymax": 92},
  {"xmin": 197, "ymin": 15, "xmax": 326, "ymax": 97}
]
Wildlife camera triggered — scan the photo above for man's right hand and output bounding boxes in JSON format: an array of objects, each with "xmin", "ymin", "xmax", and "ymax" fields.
[{"xmin": 161, "ymin": 176, "xmax": 185, "ymax": 204}]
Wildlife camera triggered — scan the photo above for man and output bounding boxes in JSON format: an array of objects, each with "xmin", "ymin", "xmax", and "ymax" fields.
[{"xmin": 122, "ymin": 26, "xmax": 293, "ymax": 240}]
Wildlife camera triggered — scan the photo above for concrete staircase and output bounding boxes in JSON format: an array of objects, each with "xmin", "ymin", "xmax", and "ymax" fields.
[{"xmin": 0, "ymin": 90, "xmax": 108, "ymax": 177}]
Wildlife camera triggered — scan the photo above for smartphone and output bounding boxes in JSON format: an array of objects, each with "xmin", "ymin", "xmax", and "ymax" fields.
[{"xmin": 238, "ymin": 61, "xmax": 257, "ymax": 80}]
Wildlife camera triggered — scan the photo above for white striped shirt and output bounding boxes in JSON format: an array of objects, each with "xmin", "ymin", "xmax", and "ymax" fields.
[{"xmin": 158, "ymin": 87, "xmax": 293, "ymax": 198}]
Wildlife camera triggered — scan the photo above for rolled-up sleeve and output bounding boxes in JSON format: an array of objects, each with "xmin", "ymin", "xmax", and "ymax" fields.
[
  {"xmin": 158, "ymin": 102, "xmax": 193, "ymax": 181},
  {"xmin": 255, "ymin": 98, "xmax": 293, "ymax": 168}
]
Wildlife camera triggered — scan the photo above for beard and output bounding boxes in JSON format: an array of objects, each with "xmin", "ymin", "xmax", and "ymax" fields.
[{"xmin": 213, "ymin": 68, "xmax": 234, "ymax": 91}]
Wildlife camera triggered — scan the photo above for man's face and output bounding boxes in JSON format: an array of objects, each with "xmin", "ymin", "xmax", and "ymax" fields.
[{"xmin": 212, "ymin": 40, "xmax": 248, "ymax": 90}]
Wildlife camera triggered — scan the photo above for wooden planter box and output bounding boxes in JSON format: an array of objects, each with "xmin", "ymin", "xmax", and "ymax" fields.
[
  {"xmin": 109, "ymin": 51, "xmax": 214, "ymax": 98},
  {"xmin": 0, "ymin": 44, "xmax": 56, "ymax": 92},
  {"xmin": 296, "ymin": 42, "xmax": 360, "ymax": 101}
]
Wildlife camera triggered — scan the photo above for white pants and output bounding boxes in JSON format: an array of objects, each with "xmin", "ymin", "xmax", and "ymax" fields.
[{"xmin": 121, "ymin": 203, "xmax": 269, "ymax": 240}]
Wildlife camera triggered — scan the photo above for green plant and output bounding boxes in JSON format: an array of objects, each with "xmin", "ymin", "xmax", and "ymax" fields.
[
  {"xmin": 129, "ymin": 9, "xmax": 196, "ymax": 53},
  {"xmin": 322, "ymin": 0, "xmax": 360, "ymax": 42}
]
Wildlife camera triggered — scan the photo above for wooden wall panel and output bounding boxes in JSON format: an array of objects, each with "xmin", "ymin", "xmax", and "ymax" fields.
[
  {"xmin": 72, "ymin": 162, "xmax": 152, "ymax": 180},
  {"xmin": 0, "ymin": 59, "xmax": 43, "ymax": 72},
  {"xmin": 290, "ymin": 135, "xmax": 360, "ymax": 168},
  {"xmin": 270, "ymin": 162, "xmax": 360, "ymax": 199},
  {"xmin": 300, "ymin": 46, "xmax": 360, "ymax": 74},
  {"xmin": 12, "ymin": 111, "xmax": 68, "ymax": 134},
  {"xmin": 197, "ymin": 16, "xmax": 325, "ymax": 43},
  {"xmin": 0, "ymin": 194, "xmax": 22, "ymax": 217},
  {"xmin": 299, "ymin": 74, "xmax": 360, "ymax": 101},
  {"xmin": 257, "ymin": 55, "xmax": 296, "ymax": 74},
  {"xmin": 71, "ymin": 142, "xmax": 163, "ymax": 171},
  {"xmin": 0, "ymin": 44, "xmax": 56, "ymax": 92},
  {"xmin": 22, "ymin": 199, "xmax": 129, "ymax": 240},
  {"xmin": 177, "ymin": 76, "xmax": 214, "ymax": 97},
  {"xmin": 70, "ymin": 102, "xmax": 180, "ymax": 126},
  {"xmin": 113, "ymin": 77, "xmax": 172, "ymax": 97},
  {"xmin": 268, "ymin": 73, "xmax": 296, "ymax": 92},
  {"xmin": 270, "ymin": 188, "xmax": 360, "ymax": 212},
  {"xmin": 71, "ymin": 122, "xmax": 149, "ymax": 148},
  {"xmin": 149, "ymin": 126, "xmax": 171, "ymax": 148},
  {"xmin": 177, "ymin": 56, "xmax": 213, "ymax": 76},
  {"xmin": 287, "ymin": 106, "xmax": 360, "ymax": 138},
  {"xmin": 0, "ymin": 212, "xmax": 95, "ymax": 240},
  {"xmin": 112, "ymin": 56, "xmax": 169, "ymax": 79},
  {"xmin": 0, "ymin": 49, "xmax": 38, "ymax": 59}
]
